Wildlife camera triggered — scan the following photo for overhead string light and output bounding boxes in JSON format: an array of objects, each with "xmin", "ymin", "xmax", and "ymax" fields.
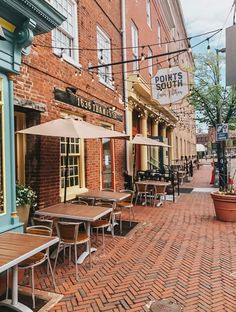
[
  {"xmin": 60, "ymin": 48, "xmax": 64, "ymax": 61},
  {"xmin": 207, "ymin": 38, "xmax": 211, "ymax": 53},
  {"xmin": 100, "ymin": 49, "xmax": 104, "ymax": 64},
  {"xmin": 188, "ymin": 38, "xmax": 192, "ymax": 53},
  {"xmin": 141, "ymin": 46, "xmax": 145, "ymax": 61},
  {"xmin": 168, "ymin": 59, "xmax": 172, "ymax": 72}
]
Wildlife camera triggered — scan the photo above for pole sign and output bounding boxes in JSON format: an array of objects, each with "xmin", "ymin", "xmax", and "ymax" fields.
[
  {"xmin": 151, "ymin": 66, "xmax": 189, "ymax": 105},
  {"xmin": 216, "ymin": 123, "xmax": 228, "ymax": 141}
]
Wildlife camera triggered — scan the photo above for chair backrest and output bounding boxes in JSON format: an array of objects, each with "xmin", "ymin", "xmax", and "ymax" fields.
[
  {"xmin": 26, "ymin": 225, "xmax": 52, "ymax": 236},
  {"xmin": 135, "ymin": 183, "xmax": 148, "ymax": 193},
  {"xmin": 119, "ymin": 189, "xmax": 134, "ymax": 203},
  {"xmin": 56, "ymin": 221, "xmax": 80, "ymax": 243},
  {"xmin": 71, "ymin": 198, "xmax": 88, "ymax": 205},
  {"xmin": 154, "ymin": 185, "xmax": 167, "ymax": 194},
  {"xmin": 101, "ymin": 188, "xmax": 114, "ymax": 192},
  {"xmin": 32, "ymin": 217, "xmax": 54, "ymax": 229}
]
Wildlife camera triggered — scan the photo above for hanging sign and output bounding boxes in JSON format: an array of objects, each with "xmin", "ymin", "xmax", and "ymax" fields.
[
  {"xmin": 216, "ymin": 123, "xmax": 228, "ymax": 141},
  {"xmin": 151, "ymin": 66, "xmax": 189, "ymax": 105}
]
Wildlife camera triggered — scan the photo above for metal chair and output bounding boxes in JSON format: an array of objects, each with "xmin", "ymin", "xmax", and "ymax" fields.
[
  {"xmin": 117, "ymin": 190, "xmax": 135, "ymax": 226},
  {"xmin": 53, "ymin": 221, "xmax": 91, "ymax": 281},
  {"xmin": 135, "ymin": 182, "xmax": 152, "ymax": 206},
  {"xmin": 31, "ymin": 216, "xmax": 54, "ymax": 229},
  {"xmin": 153, "ymin": 185, "xmax": 167, "ymax": 207},
  {"xmin": 91, "ymin": 202, "xmax": 114, "ymax": 251},
  {"xmin": 7, "ymin": 226, "xmax": 55, "ymax": 309}
]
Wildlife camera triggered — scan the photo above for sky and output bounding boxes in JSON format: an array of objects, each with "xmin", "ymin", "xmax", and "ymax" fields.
[{"xmin": 180, "ymin": 0, "xmax": 235, "ymax": 53}]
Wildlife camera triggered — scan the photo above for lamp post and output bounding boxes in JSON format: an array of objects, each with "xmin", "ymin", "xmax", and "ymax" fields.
[{"xmin": 215, "ymin": 48, "xmax": 227, "ymax": 190}]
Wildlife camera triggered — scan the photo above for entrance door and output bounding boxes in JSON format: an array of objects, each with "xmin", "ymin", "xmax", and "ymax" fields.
[{"xmin": 102, "ymin": 138, "xmax": 114, "ymax": 189}]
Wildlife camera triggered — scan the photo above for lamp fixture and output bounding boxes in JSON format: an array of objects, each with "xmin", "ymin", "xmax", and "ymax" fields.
[{"xmin": 0, "ymin": 25, "xmax": 6, "ymax": 41}]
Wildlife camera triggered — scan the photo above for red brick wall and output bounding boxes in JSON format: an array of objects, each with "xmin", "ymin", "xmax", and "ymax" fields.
[
  {"xmin": 125, "ymin": 0, "xmax": 171, "ymax": 80},
  {"xmin": 13, "ymin": 0, "xmax": 126, "ymax": 208}
]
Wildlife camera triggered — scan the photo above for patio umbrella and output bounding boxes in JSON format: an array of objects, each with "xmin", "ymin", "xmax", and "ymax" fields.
[
  {"xmin": 131, "ymin": 134, "xmax": 170, "ymax": 147},
  {"xmin": 17, "ymin": 117, "xmax": 129, "ymax": 202},
  {"xmin": 130, "ymin": 134, "xmax": 171, "ymax": 180}
]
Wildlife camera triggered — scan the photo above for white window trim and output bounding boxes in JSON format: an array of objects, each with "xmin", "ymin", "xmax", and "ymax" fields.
[
  {"xmin": 148, "ymin": 48, "xmax": 153, "ymax": 76},
  {"xmin": 146, "ymin": 0, "xmax": 152, "ymax": 28},
  {"xmin": 97, "ymin": 26, "xmax": 113, "ymax": 89},
  {"xmin": 50, "ymin": 0, "xmax": 80, "ymax": 68},
  {"xmin": 131, "ymin": 22, "xmax": 139, "ymax": 72}
]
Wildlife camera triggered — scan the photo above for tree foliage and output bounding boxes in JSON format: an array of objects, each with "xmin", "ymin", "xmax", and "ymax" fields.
[{"xmin": 189, "ymin": 53, "xmax": 236, "ymax": 128}]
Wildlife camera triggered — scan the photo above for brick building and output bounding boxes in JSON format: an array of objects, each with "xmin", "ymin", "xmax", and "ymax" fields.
[
  {"xmin": 123, "ymin": 0, "xmax": 195, "ymax": 176},
  {"xmin": 13, "ymin": 0, "xmax": 126, "ymax": 208}
]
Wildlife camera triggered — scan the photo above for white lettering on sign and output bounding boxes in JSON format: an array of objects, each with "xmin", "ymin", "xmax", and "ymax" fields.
[{"xmin": 151, "ymin": 66, "xmax": 189, "ymax": 105}]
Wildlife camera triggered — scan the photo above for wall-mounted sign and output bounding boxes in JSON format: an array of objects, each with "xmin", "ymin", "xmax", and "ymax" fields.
[
  {"xmin": 54, "ymin": 88, "xmax": 123, "ymax": 122},
  {"xmin": 216, "ymin": 123, "xmax": 228, "ymax": 141},
  {"xmin": 151, "ymin": 66, "xmax": 189, "ymax": 105}
]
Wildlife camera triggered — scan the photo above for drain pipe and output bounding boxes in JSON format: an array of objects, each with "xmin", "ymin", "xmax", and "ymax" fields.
[{"xmin": 121, "ymin": 0, "xmax": 130, "ymax": 174}]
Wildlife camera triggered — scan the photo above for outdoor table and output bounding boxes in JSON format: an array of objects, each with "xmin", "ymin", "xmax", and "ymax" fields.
[
  {"xmin": 135, "ymin": 180, "xmax": 171, "ymax": 206},
  {"xmin": 78, "ymin": 189, "xmax": 130, "ymax": 206},
  {"xmin": 0, "ymin": 232, "xmax": 58, "ymax": 312},
  {"xmin": 35, "ymin": 203, "xmax": 112, "ymax": 264}
]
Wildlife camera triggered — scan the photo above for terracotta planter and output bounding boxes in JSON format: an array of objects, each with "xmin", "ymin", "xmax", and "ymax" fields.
[
  {"xmin": 16, "ymin": 204, "xmax": 30, "ymax": 231},
  {"xmin": 211, "ymin": 192, "xmax": 236, "ymax": 221}
]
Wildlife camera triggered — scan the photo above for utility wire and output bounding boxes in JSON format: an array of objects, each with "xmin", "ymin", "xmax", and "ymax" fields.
[{"xmin": 33, "ymin": 28, "xmax": 222, "ymax": 52}]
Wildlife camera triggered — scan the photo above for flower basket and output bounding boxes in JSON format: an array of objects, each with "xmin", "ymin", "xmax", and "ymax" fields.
[
  {"xmin": 211, "ymin": 191, "xmax": 236, "ymax": 222},
  {"xmin": 16, "ymin": 184, "xmax": 37, "ymax": 230}
]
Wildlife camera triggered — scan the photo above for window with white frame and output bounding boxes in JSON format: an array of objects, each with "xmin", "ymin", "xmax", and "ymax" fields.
[
  {"xmin": 146, "ymin": 0, "xmax": 151, "ymax": 28},
  {"xmin": 148, "ymin": 48, "xmax": 153, "ymax": 76},
  {"xmin": 157, "ymin": 22, "xmax": 161, "ymax": 46},
  {"xmin": 97, "ymin": 27, "xmax": 112, "ymax": 87},
  {"xmin": 131, "ymin": 22, "xmax": 139, "ymax": 71},
  {"xmin": 51, "ymin": 0, "xmax": 79, "ymax": 65}
]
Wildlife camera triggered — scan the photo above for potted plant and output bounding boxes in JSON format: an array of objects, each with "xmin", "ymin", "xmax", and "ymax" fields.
[
  {"xmin": 16, "ymin": 183, "xmax": 37, "ymax": 230},
  {"xmin": 211, "ymin": 186, "xmax": 236, "ymax": 222}
]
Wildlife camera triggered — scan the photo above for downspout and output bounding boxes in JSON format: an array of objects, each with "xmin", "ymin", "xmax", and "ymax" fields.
[{"xmin": 121, "ymin": 0, "xmax": 130, "ymax": 173}]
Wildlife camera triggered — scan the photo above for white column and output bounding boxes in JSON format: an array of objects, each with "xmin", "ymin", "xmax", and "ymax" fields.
[
  {"xmin": 152, "ymin": 121, "xmax": 159, "ymax": 167},
  {"xmin": 140, "ymin": 113, "xmax": 147, "ymax": 171}
]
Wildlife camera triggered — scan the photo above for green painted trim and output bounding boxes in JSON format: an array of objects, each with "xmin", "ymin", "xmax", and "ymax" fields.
[
  {"xmin": 0, "ymin": 223, "xmax": 24, "ymax": 233},
  {"xmin": 1, "ymin": 0, "xmax": 66, "ymax": 35}
]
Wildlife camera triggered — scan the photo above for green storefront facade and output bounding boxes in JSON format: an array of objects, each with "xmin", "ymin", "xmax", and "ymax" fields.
[{"xmin": 0, "ymin": 0, "xmax": 65, "ymax": 233}]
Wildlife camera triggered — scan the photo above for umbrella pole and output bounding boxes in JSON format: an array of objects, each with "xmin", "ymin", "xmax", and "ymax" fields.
[
  {"xmin": 64, "ymin": 137, "xmax": 70, "ymax": 203},
  {"xmin": 133, "ymin": 144, "xmax": 136, "ymax": 182}
]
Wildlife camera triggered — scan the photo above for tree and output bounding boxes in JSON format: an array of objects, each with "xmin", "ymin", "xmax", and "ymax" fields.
[{"xmin": 189, "ymin": 52, "xmax": 236, "ymax": 189}]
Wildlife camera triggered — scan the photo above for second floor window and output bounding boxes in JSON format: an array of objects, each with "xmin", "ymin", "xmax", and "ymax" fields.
[
  {"xmin": 97, "ymin": 27, "xmax": 112, "ymax": 88},
  {"xmin": 148, "ymin": 48, "xmax": 153, "ymax": 76},
  {"xmin": 146, "ymin": 0, "xmax": 151, "ymax": 28},
  {"xmin": 157, "ymin": 22, "xmax": 161, "ymax": 46},
  {"xmin": 131, "ymin": 22, "xmax": 139, "ymax": 71},
  {"xmin": 51, "ymin": 0, "xmax": 79, "ymax": 65}
]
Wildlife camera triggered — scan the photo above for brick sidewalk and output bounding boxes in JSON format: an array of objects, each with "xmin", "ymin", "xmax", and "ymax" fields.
[{"xmin": 34, "ymin": 165, "xmax": 236, "ymax": 311}]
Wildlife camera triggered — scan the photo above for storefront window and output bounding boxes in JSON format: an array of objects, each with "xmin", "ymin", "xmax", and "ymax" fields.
[
  {"xmin": 0, "ymin": 79, "xmax": 5, "ymax": 214},
  {"xmin": 60, "ymin": 137, "xmax": 80, "ymax": 190}
]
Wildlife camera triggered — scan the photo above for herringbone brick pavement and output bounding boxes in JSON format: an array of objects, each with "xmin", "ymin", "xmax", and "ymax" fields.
[{"xmin": 34, "ymin": 164, "xmax": 236, "ymax": 311}]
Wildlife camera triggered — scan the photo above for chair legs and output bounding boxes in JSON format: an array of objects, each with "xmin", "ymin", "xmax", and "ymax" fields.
[{"xmin": 74, "ymin": 243, "xmax": 78, "ymax": 281}]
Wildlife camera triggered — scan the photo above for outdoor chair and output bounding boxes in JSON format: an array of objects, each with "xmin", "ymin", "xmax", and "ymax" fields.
[
  {"xmin": 91, "ymin": 202, "xmax": 114, "ymax": 251},
  {"xmin": 135, "ymin": 182, "xmax": 153, "ymax": 206},
  {"xmin": 31, "ymin": 216, "xmax": 54, "ymax": 229},
  {"xmin": 70, "ymin": 198, "xmax": 89, "ymax": 205},
  {"xmin": 6, "ymin": 226, "xmax": 55, "ymax": 309},
  {"xmin": 117, "ymin": 189, "xmax": 135, "ymax": 226},
  {"xmin": 152, "ymin": 185, "xmax": 167, "ymax": 207},
  {"xmin": 54, "ymin": 221, "xmax": 91, "ymax": 281}
]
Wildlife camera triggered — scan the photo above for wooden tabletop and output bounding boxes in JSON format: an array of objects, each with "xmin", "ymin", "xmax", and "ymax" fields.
[
  {"xmin": 0, "ymin": 232, "xmax": 58, "ymax": 273},
  {"xmin": 35, "ymin": 203, "xmax": 112, "ymax": 222},
  {"xmin": 135, "ymin": 180, "xmax": 171, "ymax": 186},
  {"xmin": 78, "ymin": 190, "xmax": 130, "ymax": 202}
]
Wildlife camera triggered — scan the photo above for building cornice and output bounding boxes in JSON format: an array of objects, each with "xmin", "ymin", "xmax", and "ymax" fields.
[{"xmin": 1, "ymin": 0, "xmax": 66, "ymax": 35}]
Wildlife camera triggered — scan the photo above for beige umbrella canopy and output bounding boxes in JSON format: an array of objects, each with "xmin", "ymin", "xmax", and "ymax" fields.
[
  {"xmin": 17, "ymin": 117, "xmax": 129, "ymax": 202},
  {"xmin": 17, "ymin": 117, "xmax": 129, "ymax": 139},
  {"xmin": 131, "ymin": 134, "xmax": 170, "ymax": 147}
]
